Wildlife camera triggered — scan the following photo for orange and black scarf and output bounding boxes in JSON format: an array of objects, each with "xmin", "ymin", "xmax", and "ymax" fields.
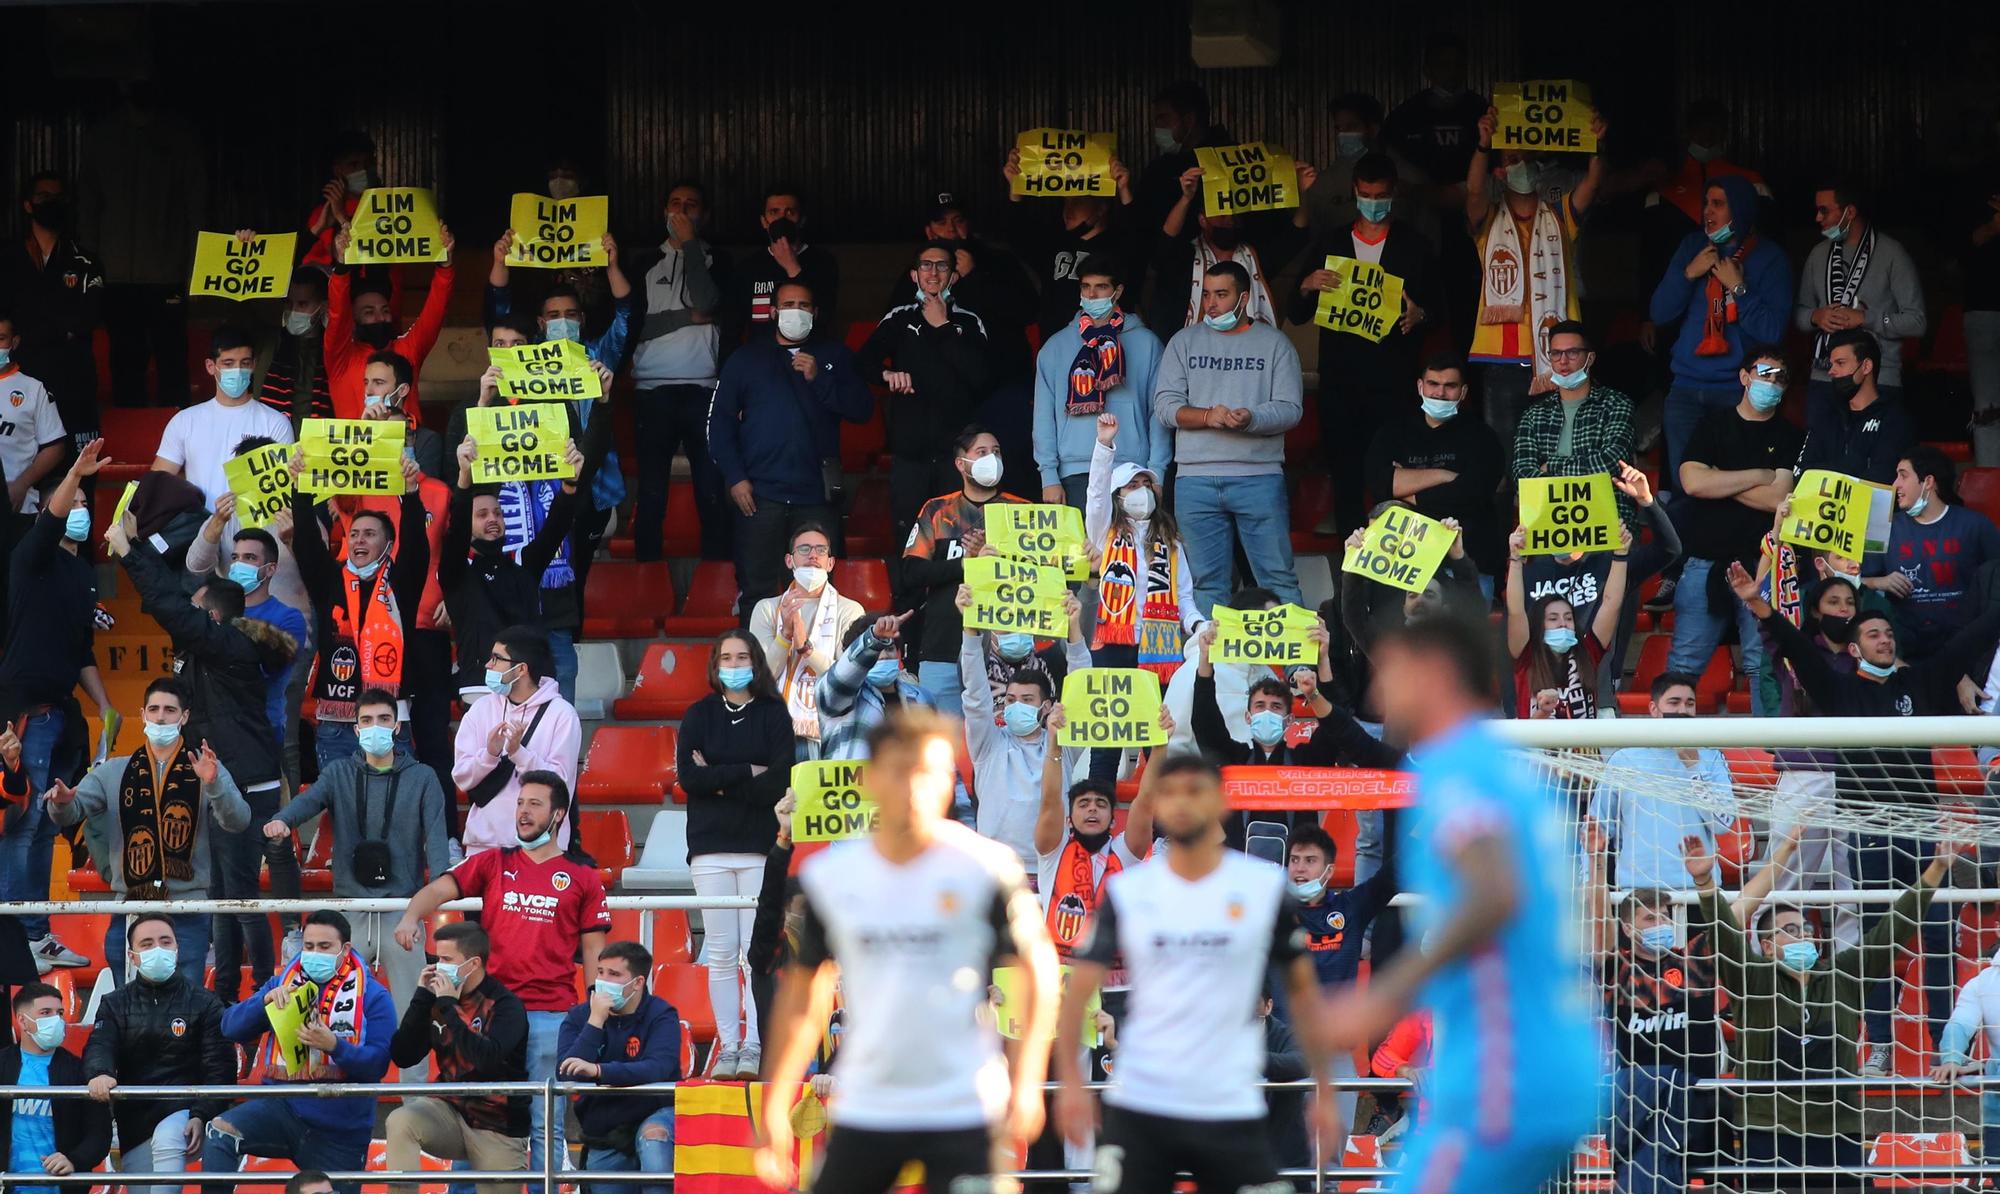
[
  {"xmin": 118, "ymin": 743, "xmax": 201, "ymax": 888},
  {"xmin": 1695, "ymin": 236, "xmax": 1758, "ymax": 357},
  {"xmin": 1066, "ymin": 311, "xmax": 1125, "ymax": 415}
]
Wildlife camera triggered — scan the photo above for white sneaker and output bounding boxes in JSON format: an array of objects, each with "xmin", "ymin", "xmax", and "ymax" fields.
[
  {"xmin": 31, "ymin": 935, "xmax": 88, "ymax": 970},
  {"xmin": 1862, "ymin": 1043, "xmax": 1893, "ymax": 1077},
  {"xmin": 737, "ymin": 1043, "xmax": 762, "ymax": 1080},
  {"xmin": 711, "ymin": 1044, "xmax": 740, "ymax": 1081}
]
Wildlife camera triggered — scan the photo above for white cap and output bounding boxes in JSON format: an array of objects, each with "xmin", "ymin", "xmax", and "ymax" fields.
[{"xmin": 1109, "ymin": 462, "xmax": 1158, "ymax": 491}]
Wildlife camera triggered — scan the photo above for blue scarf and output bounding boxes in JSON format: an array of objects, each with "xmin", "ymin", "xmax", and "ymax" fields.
[{"xmin": 499, "ymin": 477, "xmax": 573, "ymax": 589}]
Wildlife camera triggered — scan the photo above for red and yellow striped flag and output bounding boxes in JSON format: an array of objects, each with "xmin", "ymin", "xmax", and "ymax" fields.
[{"xmin": 674, "ymin": 1080, "xmax": 924, "ymax": 1194}]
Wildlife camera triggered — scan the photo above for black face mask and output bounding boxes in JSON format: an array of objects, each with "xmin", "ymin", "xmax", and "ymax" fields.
[
  {"xmin": 354, "ymin": 322, "xmax": 394, "ymax": 349},
  {"xmin": 1830, "ymin": 374, "xmax": 1863, "ymax": 402},
  {"xmin": 1207, "ymin": 226, "xmax": 1240, "ymax": 251},
  {"xmin": 1071, "ymin": 826, "xmax": 1111, "ymax": 854},
  {"xmin": 29, "ymin": 198, "xmax": 68, "ymax": 231},
  {"xmin": 766, "ymin": 217, "xmax": 800, "ymax": 245},
  {"xmin": 1816, "ymin": 614, "xmax": 1854, "ymax": 645}
]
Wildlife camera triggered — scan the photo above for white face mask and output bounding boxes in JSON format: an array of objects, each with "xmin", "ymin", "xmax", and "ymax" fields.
[
  {"xmin": 966, "ymin": 454, "xmax": 1003, "ymax": 489},
  {"xmin": 776, "ymin": 308, "xmax": 814, "ymax": 342},
  {"xmin": 1120, "ymin": 486, "xmax": 1156, "ymax": 518},
  {"xmin": 792, "ymin": 565, "xmax": 828, "ymax": 592}
]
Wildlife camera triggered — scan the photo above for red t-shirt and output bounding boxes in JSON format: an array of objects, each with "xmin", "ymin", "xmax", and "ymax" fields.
[
  {"xmin": 1512, "ymin": 633, "xmax": 1605, "ymax": 720},
  {"xmin": 449, "ymin": 847, "xmax": 611, "ymax": 1012}
]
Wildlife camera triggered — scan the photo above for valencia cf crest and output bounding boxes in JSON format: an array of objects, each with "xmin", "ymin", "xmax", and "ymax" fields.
[
  {"xmin": 170, "ymin": 1017, "xmax": 188, "ymax": 1038},
  {"xmin": 330, "ymin": 645, "xmax": 359, "ymax": 684},
  {"xmin": 626, "ymin": 1035, "xmax": 642, "ymax": 1058},
  {"xmin": 9, "ymin": 391, "xmax": 22, "ymax": 407},
  {"xmin": 552, "ymin": 872, "xmax": 572, "ymax": 892},
  {"xmin": 1226, "ymin": 899, "xmax": 1244, "ymax": 922},
  {"xmin": 1052, "ymin": 893, "xmax": 1088, "ymax": 946},
  {"xmin": 938, "ymin": 891, "xmax": 960, "ymax": 916}
]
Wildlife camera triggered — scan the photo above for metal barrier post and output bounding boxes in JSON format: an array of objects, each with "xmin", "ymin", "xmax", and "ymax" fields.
[{"xmin": 542, "ymin": 1077, "xmax": 557, "ymax": 1194}]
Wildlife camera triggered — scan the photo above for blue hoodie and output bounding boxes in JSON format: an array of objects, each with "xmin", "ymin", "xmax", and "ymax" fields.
[
  {"xmin": 556, "ymin": 993, "xmax": 681, "ymax": 1138},
  {"xmin": 1032, "ymin": 310, "xmax": 1169, "ymax": 487},
  {"xmin": 1648, "ymin": 173, "xmax": 1791, "ymax": 388},
  {"xmin": 219, "ymin": 952, "xmax": 395, "ymax": 1137}
]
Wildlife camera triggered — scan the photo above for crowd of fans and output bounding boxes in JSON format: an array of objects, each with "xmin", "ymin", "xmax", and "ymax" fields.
[{"xmin": 0, "ymin": 31, "xmax": 1998, "ymax": 1193}]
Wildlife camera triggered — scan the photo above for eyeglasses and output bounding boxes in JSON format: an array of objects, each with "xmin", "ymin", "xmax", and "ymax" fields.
[
  {"xmin": 1547, "ymin": 347, "xmax": 1591, "ymax": 362},
  {"xmin": 791, "ymin": 544, "xmax": 831, "ymax": 560},
  {"xmin": 916, "ymin": 260, "xmax": 954, "ymax": 274},
  {"xmin": 1773, "ymin": 921, "xmax": 1811, "ymax": 939},
  {"xmin": 487, "ymin": 653, "xmax": 515, "ymax": 665}
]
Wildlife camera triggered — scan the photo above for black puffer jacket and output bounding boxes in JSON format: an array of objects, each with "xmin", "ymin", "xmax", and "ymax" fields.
[
  {"xmin": 81, "ymin": 972, "xmax": 236, "ymax": 1143},
  {"xmin": 123, "ymin": 537, "xmax": 296, "ymax": 789}
]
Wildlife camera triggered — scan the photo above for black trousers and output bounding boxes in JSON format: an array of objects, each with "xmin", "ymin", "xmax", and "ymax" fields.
[
  {"xmin": 813, "ymin": 1123, "xmax": 1006, "ymax": 1194},
  {"xmin": 209, "ymin": 784, "xmax": 280, "ymax": 1004},
  {"xmin": 406, "ymin": 628, "xmax": 456, "ymax": 829},
  {"xmin": 1097, "ymin": 1105, "xmax": 1279, "ymax": 1194},
  {"xmin": 633, "ymin": 383, "xmax": 731, "ymax": 561},
  {"xmin": 1320, "ymin": 379, "xmax": 1399, "ymax": 538},
  {"xmin": 103, "ymin": 283, "xmax": 189, "ymax": 408}
]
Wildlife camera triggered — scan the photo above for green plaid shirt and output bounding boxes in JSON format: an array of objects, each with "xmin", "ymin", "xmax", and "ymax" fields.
[{"xmin": 1510, "ymin": 383, "xmax": 1638, "ymax": 526}]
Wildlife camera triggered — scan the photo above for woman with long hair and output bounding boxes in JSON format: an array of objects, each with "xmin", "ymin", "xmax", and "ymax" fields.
[
  {"xmin": 675, "ymin": 628, "xmax": 791, "ymax": 1080},
  {"xmin": 1506, "ymin": 521, "xmax": 1630, "ymax": 718}
]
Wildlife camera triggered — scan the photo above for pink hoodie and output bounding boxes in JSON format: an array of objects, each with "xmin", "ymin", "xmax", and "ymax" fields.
[{"xmin": 453, "ymin": 676, "xmax": 583, "ymax": 854}]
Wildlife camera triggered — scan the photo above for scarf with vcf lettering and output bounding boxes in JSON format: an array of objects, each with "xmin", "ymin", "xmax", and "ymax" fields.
[
  {"xmin": 258, "ymin": 946, "xmax": 370, "ymax": 1080},
  {"xmin": 1696, "ymin": 235, "xmax": 1758, "ymax": 358},
  {"xmin": 1066, "ymin": 311, "xmax": 1125, "ymax": 416},
  {"xmin": 1093, "ymin": 527, "xmax": 1182, "ymax": 679},
  {"xmin": 118, "ymin": 743, "xmax": 201, "ymax": 888}
]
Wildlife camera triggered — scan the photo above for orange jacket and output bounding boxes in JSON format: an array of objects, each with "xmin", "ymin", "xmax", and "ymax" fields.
[{"xmin": 323, "ymin": 264, "xmax": 454, "ymax": 422}]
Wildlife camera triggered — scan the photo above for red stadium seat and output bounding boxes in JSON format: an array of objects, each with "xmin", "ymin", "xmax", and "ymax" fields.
[
  {"xmin": 299, "ymin": 816, "xmax": 334, "ymax": 892},
  {"xmin": 1337, "ymin": 1135, "xmax": 1381, "ymax": 1194},
  {"xmin": 662, "ymin": 560, "xmax": 739, "ymax": 636},
  {"xmin": 1318, "ymin": 810, "xmax": 1360, "ymax": 889},
  {"xmin": 360, "ymin": 1139, "xmax": 453, "ymax": 1194},
  {"xmin": 97, "ymin": 407, "xmax": 178, "ymax": 484},
  {"xmin": 1722, "ymin": 748, "xmax": 1778, "ymax": 790},
  {"xmin": 843, "ymin": 320, "xmax": 877, "ymax": 355},
  {"xmin": 842, "ymin": 408, "xmax": 887, "ymax": 474},
  {"xmin": 1285, "ymin": 399, "xmax": 1321, "ymax": 465},
  {"xmin": 1573, "ymin": 1136, "xmax": 1614, "ymax": 1191},
  {"xmin": 833, "ymin": 559, "xmax": 891, "ymax": 613},
  {"xmin": 1616, "ymin": 637, "xmax": 1672, "ymax": 715},
  {"xmin": 845, "ymin": 476, "xmax": 893, "ymax": 557},
  {"xmin": 652, "ymin": 961, "xmax": 718, "ymax": 1043},
  {"xmin": 1959, "ymin": 467, "xmax": 2000, "ymax": 529},
  {"xmin": 67, "ymin": 853, "xmax": 110, "ymax": 893},
  {"xmin": 655, "ymin": 478, "xmax": 701, "ymax": 558},
  {"xmin": 1932, "ymin": 747, "xmax": 1986, "ymax": 800},
  {"xmin": 1290, "ymin": 474, "xmax": 1336, "ymax": 551},
  {"xmin": 1867, "ymin": 1131, "xmax": 1971, "ymax": 1188},
  {"xmin": 1916, "ymin": 305, "xmax": 1969, "ymax": 375},
  {"xmin": 650, "ymin": 910, "xmax": 695, "ymax": 963},
  {"xmin": 579, "ymin": 810, "xmax": 635, "ymax": 888},
  {"xmin": 613, "ymin": 643, "xmax": 715, "ymax": 721},
  {"xmin": 583, "ymin": 561, "xmax": 675, "ymax": 638},
  {"xmin": 578, "ymin": 725, "xmax": 679, "ymax": 803},
  {"xmin": 1924, "ymin": 440, "xmax": 1973, "ymax": 465}
]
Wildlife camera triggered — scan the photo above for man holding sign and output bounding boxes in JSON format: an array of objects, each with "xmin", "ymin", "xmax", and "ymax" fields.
[
  {"xmin": 152, "ymin": 326, "xmax": 296, "ymax": 511},
  {"xmin": 1190, "ymin": 619, "xmax": 1346, "ymax": 850},
  {"xmin": 207, "ymin": 910, "xmax": 392, "ymax": 1186},
  {"xmin": 1150, "ymin": 154, "xmax": 1313, "ymax": 333},
  {"xmin": 325, "ymin": 223, "xmax": 456, "ymax": 421},
  {"xmin": 1669, "ymin": 343, "xmax": 1802, "ymax": 715},
  {"xmin": 1362, "ymin": 356, "xmax": 1506, "ymax": 587},
  {"xmin": 1288, "ymin": 152, "xmax": 1434, "ymax": 535}
]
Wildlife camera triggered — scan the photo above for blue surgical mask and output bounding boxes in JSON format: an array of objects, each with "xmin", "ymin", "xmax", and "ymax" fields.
[
  {"xmin": 285, "ymin": 310, "xmax": 318, "ymax": 337},
  {"xmin": 1638, "ymin": 924, "xmax": 1677, "ymax": 953},
  {"xmin": 866, "ymin": 659, "xmax": 901, "ymax": 689},
  {"xmin": 228, "ymin": 561, "xmax": 263, "ymax": 592},
  {"xmin": 1503, "ymin": 161, "xmax": 1537, "ymax": 194},
  {"xmin": 594, "ymin": 978, "xmax": 630, "ymax": 1009},
  {"xmin": 218, "ymin": 367, "xmax": 252, "ymax": 399},
  {"xmin": 63, "ymin": 507, "xmax": 91, "ymax": 542},
  {"xmin": 1355, "ymin": 196, "xmax": 1394, "ymax": 223},
  {"xmin": 545, "ymin": 318, "xmax": 582, "ymax": 343},
  {"xmin": 518, "ymin": 820, "xmax": 554, "ymax": 850},
  {"xmin": 1780, "ymin": 941, "xmax": 1819, "ymax": 972},
  {"xmin": 1544, "ymin": 627, "xmax": 1579, "ymax": 653},
  {"xmin": 1152, "ymin": 127, "xmax": 1180, "ymax": 152},
  {"xmin": 435, "ymin": 961, "xmax": 462, "ymax": 987},
  {"xmin": 719, "ymin": 666, "xmax": 754, "ymax": 692},
  {"xmin": 1079, "ymin": 296, "xmax": 1116, "ymax": 321},
  {"xmin": 1551, "ymin": 366, "xmax": 1590, "ymax": 390},
  {"xmin": 348, "ymin": 556, "xmax": 383, "ymax": 580},
  {"xmin": 484, "ymin": 666, "xmax": 514, "ymax": 695},
  {"xmin": 1707, "ymin": 223, "xmax": 1734, "ymax": 245},
  {"xmin": 1747, "ymin": 380, "xmax": 1785, "ymax": 411},
  {"xmin": 1908, "ymin": 494, "xmax": 1930, "ymax": 519},
  {"xmin": 136, "ymin": 946, "xmax": 177, "ymax": 983},
  {"xmin": 1821, "ymin": 213, "xmax": 1851, "ymax": 242},
  {"xmin": 30, "ymin": 1014, "xmax": 64, "ymax": 1050},
  {"xmin": 1248, "ymin": 709, "xmax": 1287, "ymax": 746},
  {"xmin": 143, "ymin": 720, "xmax": 182, "ymax": 749},
  {"xmin": 1287, "ymin": 875, "xmax": 1327, "ymax": 903},
  {"xmin": 357, "ymin": 724, "xmax": 396, "ymax": 757},
  {"xmin": 1857, "ymin": 658, "xmax": 1898, "ymax": 679},
  {"xmin": 1336, "ymin": 131, "xmax": 1368, "ymax": 160},
  {"xmin": 0, "ymin": 348, "xmax": 11, "ymax": 369},
  {"xmin": 1003, "ymin": 701, "xmax": 1042, "ymax": 738},
  {"xmin": 1202, "ymin": 309, "xmax": 1241, "ymax": 333},
  {"xmin": 299, "ymin": 950, "xmax": 339, "ymax": 983},
  {"xmin": 1420, "ymin": 397, "xmax": 1459, "ymax": 421},
  {"xmin": 996, "ymin": 633, "xmax": 1035, "ymax": 661}
]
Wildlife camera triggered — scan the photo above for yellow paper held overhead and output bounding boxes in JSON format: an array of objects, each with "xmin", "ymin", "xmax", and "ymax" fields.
[
  {"xmin": 467, "ymin": 403, "xmax": 574, "ymax": 484},
  {"xmin": 506, "ymin": 194, "xmax": 609, "ymax": 269},
  {"xmin": 1011, "ymin": 129, "xmax": 1117, "ymax": 198},
  {"xmin": 1493, "ymin": 81, "xmax": 1598, "ymax": 153},
  {"xmin": 189, "ymin": 231, "xmax": 297, "ymax": 300},
  {"xmin": 296, "ymin": 418, "xmax": 406, "ymax": 497},
  {"xmin": 1342, "ymin": 507, "xmax": 1453, "ymax": 594},
  {"xmin": 1210, "ymin": 603, "xmax": 1320, "ymax": 668},
  {"xmin": 1311, "ymin": 255, "xmax": 1405, "ymax": 344},
  {"xmin": 1781, "ymin": 470, "xmax": 1874, "ymax": 560},
  {"xmin": 1057, "ymin": 667, "xmax": 1164, "ymax": 749},
  {"xmin": 1517, "ymin": 474, "xmax": 1619, "ymax": 557},
  {"xmin": 489, "ymin": 340, "xmax": 603, "ymax": 401},
  {"xmin": 222, "ymin": 443, "xmax": 294, "ymax": 528},
  {"xmin": 987, "ymin": 503, "xmax": 1091, "ymax": 582},
  {"xmin": 789, "ymin": 760, "xmax": 877, "ymax": 843},
  {"xmin": 963, "ymin": 556, "xmax": 1067, "ymax": 638},
  {"xmin": 1193, "ymin": 143, "xmax": 1298, "ymax": 214},
  {"xmin": 344, "ymin": 188, "xmax": 448, "ymax": 265}
]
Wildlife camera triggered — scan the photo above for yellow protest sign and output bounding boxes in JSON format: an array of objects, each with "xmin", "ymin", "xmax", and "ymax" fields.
[
  {"xmin": 264, "ymin": 979, "xmax": 320, "ymax": 1076},
  {"xmin": 987, "ymin": 503, "xmax": 1091, "ymax": 582},
  {"xmin": 1211, "ymin": 603, "xmax": 1319, "ymax": 669},
  {"xmin": 1312, "ymin": 255, "xmax": 1405, "ymax": 343},
  {"xmin": 993, "ymin": 965, "xmax": 1100, "ymax": 1045},
  {"xmin": 188, "ymin": 232, "xmax": 297, "ymax": 300},
  {"xmin": 1058, "ymin": 667, "xmax": 1165, "ymax": 749},
  {"xmin": 1518, "ymin": 474, "xmax": 1619, "ymax": 557},
  {"xmin": 489, "ymin": 340, "xmax": 603, "ymax": 401},
  {"xmin": 789, "ymin": 760, "xmax": 877, "ymax": 843},
  {"xmin": 222, "ymin": 443, "xmax": 294, "ymax": 528},
  {"xmin": 1192, "ymin": 143, "xmax": 1298, "ymax": 215},
  {"xmin": 343, "ymin": 188, "xmax": 449, "ymax": 265},
  {"xmin": 1493, "ymin": 81, "xmax": 1598, "ymax": 153},
  {"xmin": 109, "ymin": 480, "xmax": 138, "ymax": 531},
  {"xmin": 1781, "ymin": 470, "xmax": 1874, "ymax": 559},
  {"xmin": 296, "ymin": 418, "xmax": 406, "ymax": 497},
  {"xmin": 964, "ymin": 556, "xmax": 1067, "ymax": 637},
  {"xmin": 1012, "ymin": 129, "xmax": 1117, "ymax": 198},
  {"xmin": 1342, "ymin": 506, "xmax": 1454, "ymax": 594},
  {"xmin": 467, "ymin": 403, "xmax": 574, "ymax": 484},
  {"xmin": 506, "ymin": 193, "xmax": 609, "ymax": 269}
]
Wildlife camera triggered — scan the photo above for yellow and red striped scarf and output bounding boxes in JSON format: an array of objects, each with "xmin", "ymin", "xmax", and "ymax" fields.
[
  {"xmin": 674, "ymin": 1080, "xmax": 924, "ymax": 1194},
  {"xmin": 1093, "ymin": 529, "xmax": 1182, "ymax": 679}
]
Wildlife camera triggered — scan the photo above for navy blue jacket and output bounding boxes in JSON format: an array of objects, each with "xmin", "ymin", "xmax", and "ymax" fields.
[
  {"xmin": 220, "ymin": 956, "xmax": 395, "ymax": 1137},
  {"xmin": 556, "ymin": 994, "xmax": 681, "ymax": 1141},
  {"xmin": 707, "ymin": 336, "xmax": 873, "ymax": 506}
]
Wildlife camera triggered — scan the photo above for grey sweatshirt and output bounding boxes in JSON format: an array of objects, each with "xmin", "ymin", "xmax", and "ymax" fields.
[
  {"xmin": 1151, "ymin": 320, "xmax": 1303, "ymax": 477},
  {"xmin": 632, "ymin": 239, "xmax": 724, "ymax": 387},
  {"xmin": 961, "ymin": 630, "xmax": 1090, "ymax": 872},
  {"xmin": 50, "ymin": 748, "xmax": 248, "ymax": 898},
  {"xmin": 272, "ymin": 749, "xmax": 451, "ymax": 897},
  {"xmin": 1792, "ymin": 228, "xmax": 1927, "ymax": 386}
]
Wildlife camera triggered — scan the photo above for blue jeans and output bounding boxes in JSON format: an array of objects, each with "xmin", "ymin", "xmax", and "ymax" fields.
[
  {"xmin": 1662, "ymin": 386, "xmax": 1741, "ymax": 500},
  {"xmin": 104, "ymin": 911, "xmax": 210, "ymax": 989},
  {"xmin": 1667, "ymin": 557, "xmax": 1767, "ymax": 715},
  {"xmin": 526, "ymin": 1010, "xmax": 566, "ymax": 1173},
  {"xmin": 1174, "ymin": 472, "xmax": 1301, "ymax": 619},
  {"xmin": 204, "ymin": 1097, "xmax": 373, "ymax": 1194},
  {"xmin": 2, "ymin": 707, "xmax": 66, "ymax": 938},
  {"xmin": 916, "ymin": 660, "xmax": 963, "ymax": 719},
  {"xmin": 1608, "ymin": 1065, "xmax": 1687, "ymax": 1194},
  {"xmin": 550, "ymin": 629, "xmax": 578, "ymax": 703},
  {"xmin": 583, "ymin": 1105, "xmax": 676, "ymax": 1194},
  {"xmin": 313, "ymin": 720, "xmax": 411, "ymax": 776}
]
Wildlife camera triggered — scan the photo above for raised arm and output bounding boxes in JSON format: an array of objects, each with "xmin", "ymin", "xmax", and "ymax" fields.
[
  {"xmin": 1590, "ymin": 525, "xmax": 1632, "ymax": 648},
  {"xmin": 1035, "ymin": 702, "xmax": 1069, "ymax": 857},
  {"xmin": 1505, "ymin": 527, "xmax": 1530, "ymax": 656}
]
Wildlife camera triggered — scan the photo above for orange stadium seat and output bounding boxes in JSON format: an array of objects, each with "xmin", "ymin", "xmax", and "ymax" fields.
[
  {"xmin": 845, "ymin": 476, "xmax": 894, "ymax": 557},
  {"xmin": 1722, "ymin": 748, "xmax": 1778, "ymax": 790},
  {"xmin": 583, "ymin": 561, "xmax": 675, "ymax": 638},
  {"xmin": 96, "ymin": 407, "xmax": 178, "ymax": 485},
  {"xmin": 842, "ymin": 408, "xmax": 888, "ymax": 474},
  {"xmin": 613, "ymin": 643, "xmax": 715, "ymax": 721},
  {"xmin": 578, "ymin": 725, "xmax": 679, "ymax": 803},
  {"xmin": 299, "ymin": 817, "xmax": 334, "ymax": 892},
  {"xmin": 1338, "ymin": 1135, "xmax": 1381, "ymax": 1194},
  {"xmin": 579, "ymin": 809, "xmax": 635, "ymax": 887},
  {"xmin": 359, "ymin": 1140, "xmax": 453, "ymax": 1194},
  {"xmin": 1290, "ymin": 474, "xmax": 1336, "ymax": 552},
  {"xmin": 662, "ymin": 561, "xmax": 740, "ymax": 636},
  {"xmin": 1933, "ymin": 747, "xmax": 1986, "ymax": 800},
  {"xmin": 652, "ymin": 961, "xmax": 718, "ymax": 1044},
  {"xmin": 833, "ymin": 559, "xmax": 891, "ymax": 613},
  {"xmin": 1619, "ymin": 640, "xmax": 1732, "ymax": 714},
  {"xmin": 650, "ymin": 910, "xmax": 695, "ymax": 963},
  {"xmin": 1867, "ymin": 1131, "xmax": 1972, "ymax": 1188}
]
